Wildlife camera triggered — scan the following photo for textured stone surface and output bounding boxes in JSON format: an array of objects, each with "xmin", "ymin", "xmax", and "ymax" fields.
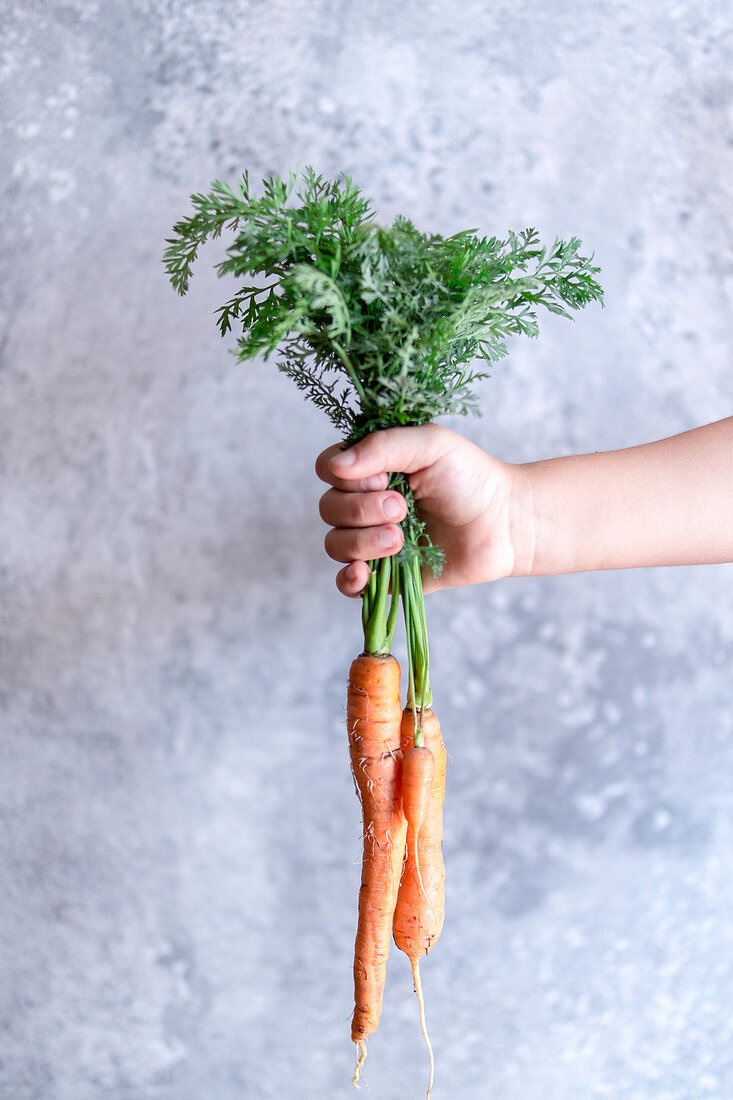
[{"xmin": 1, "ymin": 2, "xmax": 732, "ymax": 1097}]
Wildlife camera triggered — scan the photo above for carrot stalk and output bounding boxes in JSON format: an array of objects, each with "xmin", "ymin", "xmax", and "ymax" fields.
[{"xmin": 400, "ymin": 555, "xmax": 431, "ymax": 722}]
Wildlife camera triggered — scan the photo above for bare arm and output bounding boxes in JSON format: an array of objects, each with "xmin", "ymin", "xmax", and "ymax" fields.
[{"xmin": 515, "ymin": 417, "xmax": 733, "ymax": 576}]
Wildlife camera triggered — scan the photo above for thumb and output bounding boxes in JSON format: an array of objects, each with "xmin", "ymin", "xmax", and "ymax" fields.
[{"xmin": 328, "ymin": 424, "xmax": 455, "ymax": 480}]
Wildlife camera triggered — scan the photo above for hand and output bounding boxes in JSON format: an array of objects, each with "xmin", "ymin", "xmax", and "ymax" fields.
[{"xmin": 315, "ymin": 424, "xmax": 532, "ymax": 596}]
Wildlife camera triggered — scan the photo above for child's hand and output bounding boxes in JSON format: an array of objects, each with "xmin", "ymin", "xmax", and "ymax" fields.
[
  {"xmin": 315, "ymin": 424, "xmax": 532, "ymax": 596},
  {"xmin": 319, "ymin": 416, "xmax": 733, "ymax": 593}
]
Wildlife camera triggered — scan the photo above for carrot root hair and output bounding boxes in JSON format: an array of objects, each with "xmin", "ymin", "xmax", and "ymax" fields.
[
  {"xmin": 411, "ymin": 956, "xmax": 434, "ymax": 1099},
  {"xmin": 352, "ymin": 1039, "xmax": 367, "ymax": 1089}
]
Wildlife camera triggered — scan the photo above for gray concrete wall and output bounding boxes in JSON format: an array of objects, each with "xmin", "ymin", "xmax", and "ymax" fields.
[{"xmin": 2, "ymin": 2, "xmax": 732, "ymax": 1097}]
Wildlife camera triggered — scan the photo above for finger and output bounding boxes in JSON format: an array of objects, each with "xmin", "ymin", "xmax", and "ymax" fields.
[
  {"xmin": 319, "ymin": 487, "xmax": 407, "ymax": 528},
  {"xmin": 335, "ymin": 561, "xmax": 370, "ymax": 597},
  {"xmin": 327, "ymin": 424, "xmax": 456, "ymax": 482},
  {"xmin": 315, "ymin": 444, "xmax": 388, "ymax": 492},
  {"xmin": 324, "ymin": 523, "xmax": 403, "ymax": 564}
]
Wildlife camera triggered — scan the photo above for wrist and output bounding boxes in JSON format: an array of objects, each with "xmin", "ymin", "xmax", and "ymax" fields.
[
  {"xmin": 505, "ymin": 462, "xmax": 540, "ymax": 578},
  {"xmin": 507, "ymin": 457, "xmax": 583, "ymax": 578}
]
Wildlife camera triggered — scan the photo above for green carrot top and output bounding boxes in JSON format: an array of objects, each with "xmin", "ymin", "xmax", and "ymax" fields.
[{"xmin": 163, "ymin": 166, "xmax": 603, "ymax": 715}]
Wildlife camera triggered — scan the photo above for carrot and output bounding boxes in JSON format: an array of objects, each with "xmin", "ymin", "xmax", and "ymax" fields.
[
  {"xmin": 401, "ymin": 745, "xmax": 436, "ymax": 842},
  {"xmin": 394, "ymin": 708, "xmax": 447, "ymax": 955},
  {"xmin": 347, "ymin": 652, "xmax": 407, "ymax": 1086},
  {"xmin": 393, "ymin": 706, "xmax": 447, "ymax": 1098}
]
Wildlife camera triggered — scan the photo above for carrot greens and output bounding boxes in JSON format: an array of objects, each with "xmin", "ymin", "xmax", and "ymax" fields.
[{"xmin": 163, "ymin": 166, "xmax": 603, "ymax": 713}]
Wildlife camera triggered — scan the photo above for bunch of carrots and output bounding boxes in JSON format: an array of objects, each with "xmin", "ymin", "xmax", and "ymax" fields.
[
  {"xmin": 348, "ymin": 652, "xmax": 446, "ymax": 1092},
  {"xmin": 163, "ymin": 166, "xmax": 603, "ymax": 1094},
  {"xmin": 347, "ymin": 556, "xmax": 447, "ymax": 1092}
]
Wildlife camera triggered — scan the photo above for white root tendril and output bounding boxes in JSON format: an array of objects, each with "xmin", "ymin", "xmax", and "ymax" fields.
[
  {"xmin": 411, "ymin": 957, "xmax": 434, "ymax": 1099},
  {"xmin": 352, "ymin": 1040, "xmax": 368, "ymax": 1089}
]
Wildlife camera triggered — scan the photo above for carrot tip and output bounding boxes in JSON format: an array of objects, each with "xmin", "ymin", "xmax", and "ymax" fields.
[{"xmin": 352, "ymin": 1039, "xmax": 368, "ymax": 1089}]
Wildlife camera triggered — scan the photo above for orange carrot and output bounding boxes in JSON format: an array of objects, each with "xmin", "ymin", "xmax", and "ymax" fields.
[
  {"xmin": 347, "ymin": 653, "xmax": 407, "ymax": 1085},
  {"xmin": 394, "ymin": 707, "xmax": 447, "ymax": 959},
  {"xmin": 401, "ymin": 745, "xmax": 436, "ymax": 843},
  {"xmin": 393, "ymin": 707, "xmax": 447, "ymax": 1098}
]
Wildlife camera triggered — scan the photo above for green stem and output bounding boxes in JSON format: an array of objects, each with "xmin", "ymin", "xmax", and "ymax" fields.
[
  {"xmin": 332, "ymin": 342, "xmax": 366, "ymax": 404},
  {"xmin": 402, "ymin": 572, "xmax": 420, "ymax": 748},
  {"xmin": 361, "ymin": 476, "xmax": 433, "ymax": 740},
  {"xmin": 400, "ymin": 555, "xmax": 431, "ymax": 746},
  {"xmin": 362, "ymin": 555, "xmax": 398, "ymax": 656},
  {"xmin": 386, "ymin": 560, "xmax": 401, "ymax": 640},
  {"xmin": 361, "ymin": 563, "xmax": 376, "ymax": 635}
]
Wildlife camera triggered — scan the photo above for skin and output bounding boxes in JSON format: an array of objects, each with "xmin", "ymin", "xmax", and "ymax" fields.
[{"xmin": 316, "ymin": 417, "xmax": 733, "ymax": 596}]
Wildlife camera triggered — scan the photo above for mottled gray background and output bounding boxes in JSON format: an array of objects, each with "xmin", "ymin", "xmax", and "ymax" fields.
[{"xmin": 2, "ymin": 2, "xmax": 733, "ymax": 1098}]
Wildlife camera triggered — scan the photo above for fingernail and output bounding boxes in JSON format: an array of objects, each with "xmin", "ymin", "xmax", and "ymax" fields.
[
  {"xmin": 331, "ymin": 449, "xmax": 356, "ymax": 469},
  {"xmin": 383, "ymin": 496, "xmax": 401, "ymax": 519},
  {"xmin": 363, "ymin": 475, "xmax": 383, "ymax": 490},
  {"xmin": 379, "ymin": 527, "xmax": 398, "ymax": 549}
]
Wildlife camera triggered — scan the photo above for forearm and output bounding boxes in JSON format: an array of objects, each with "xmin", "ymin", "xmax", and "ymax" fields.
[{"xmin": 511, "ymin": 417, "xmax": 733, "ymax": 577}]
